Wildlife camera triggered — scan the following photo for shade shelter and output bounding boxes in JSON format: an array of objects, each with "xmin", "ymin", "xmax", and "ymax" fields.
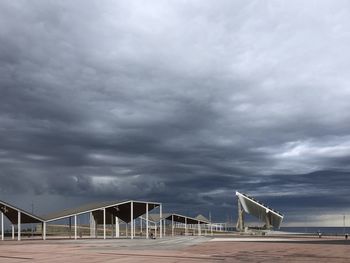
[
  {"xmin": 0, "ymin": 199, "xmax": 45, "ymax": 241},
  {"xmin": 147, "ymin": 213, "xmax": 209, "ymax": 236},
  {"xmin": 41, "ymin": 200, "xmax": 162, "ymax": 240},
  {"xmin": 195, "ymin": 214, "xmax": 210, "ymax": 223}
]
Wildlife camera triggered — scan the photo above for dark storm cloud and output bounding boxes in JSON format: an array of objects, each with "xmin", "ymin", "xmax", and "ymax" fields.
[{"xmin": 1, "ymin": 0, "xmax": 350, "ymax": 225}]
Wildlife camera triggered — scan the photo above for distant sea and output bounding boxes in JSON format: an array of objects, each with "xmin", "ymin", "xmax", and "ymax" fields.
[{"xmin": 280, "ymin": 227, "xmax": 349, "ymax": 235}]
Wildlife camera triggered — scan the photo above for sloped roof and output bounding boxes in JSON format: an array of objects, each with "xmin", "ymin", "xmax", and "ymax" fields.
[
  {"xmin": 147, "ymin": 213, "xmax": 209, "ymax": 224},
  {"xmin": 147, "ymin": 213, "xmax": 172, "ymax": 223},
  {"xmin": 42, "ymin": 200, "xmax": 160, "ymax": 223},
  {"xmin": 195, "ymin": 214, "xmax": 210, "ymax": 223},
  {"xmin": 41, "ymin": 200, "xmax": 125, "ymax": 221},
  {"xmin": 0, "ymin": 199, "xmax": 44, "ymax": 224}
]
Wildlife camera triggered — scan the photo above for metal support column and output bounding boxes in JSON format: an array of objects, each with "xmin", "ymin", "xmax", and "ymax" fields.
[
  {"xmin": 115, "ymin": 217, "xmax": 119, "ymax": 238},
  {"xmin": 115, "ymin": 216, "xmax": 120, "ymax": 237},
  {"xmin": 17, "ymin": 211, "xmax": 21, "ymax": 241},
  {"xmin": 159, "ymin": 204, "xmax": 162, "ymax": 238},
  {"xmin": 12, "ymin": 225, "xmax": 14, "ymax": 239},
  {"xmin": 146, "ymin": 203, "xmax": 149, "ymax": 239},
  {"xmin": 103, "ymin": 208, "xmax": 106, "ymax": 239},
  {"xmin": 185, "ymin": 217, "xmax": 187, "ymax": 236},
  {"xmin": 131, "ymin": 202, "xmax": 134, "ymax": 239},
  {"xmin": 43, "ymin": 222, "xmax": 46, "ymax": 240},
  {"xmin": 74, "ymin": 215, "xmax": 77, "ymax": 240},
  {"xmin": 1, "ymin": 212, "xmax": 4, "ymax": 241},
  {"xmin": 172, "ymin": 215, "xmax": 174, "ymax": 236},
  {"xmin": 111, "ymin": 214, "xmax": 113, "ymax": 238}
]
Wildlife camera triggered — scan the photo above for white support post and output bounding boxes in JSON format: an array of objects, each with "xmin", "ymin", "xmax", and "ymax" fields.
[
  {"xmin": 43, "ymin": 222, "xmax": 46, "ymax": 240},
  {"xmin": 172, "ymin": 215, "xmax": 174, "ymax": 237},
  {"xmin": 185, "ymin": 217, "xmax": 187, "ymax": 236},
  {"xmin": 211, "ymin": 223, "xmax": 213, "ymax": 236},
  {"xmin": 103, "ymin": 208, "xmax": 106, "ymax": 239},
  {"xmin": 17, "ymin": 211, "xmax": 21, "ymax": 241},
  {"xmin": 198, "ymin": 222, "xmax": 201, "ymax": 236},
  {"xmin": 1, "ymin": 212, "xmax": 4, "ymax": 241},
  {"xmin": 130, "ymin": 202, "xmax": 134, "ymax": 239},
  {"xmin": 159, "ymin": 204, "xmax": 162, "ymax": 238},
  {"xmin": 12, "ymin": 225, "xmax": 14, "ymax": 239},
  {"xmin": 126, "ymin": 223, "xmax": 128, "ymax": 237},
  {"xmin": 146, "ymin": 203, "xmax": 149, "ymax": 239},
  {"xmin": 115, "ymin": 217, "xmax": 119, "ymax": 238},
  {"xmin": 74, "ymin": 215, "xmax": 77, "ymax": 240}
]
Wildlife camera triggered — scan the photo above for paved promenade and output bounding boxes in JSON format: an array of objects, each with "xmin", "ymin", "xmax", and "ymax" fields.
[{"xmin": 0, "ymin": 235, "xmax": 349, "ymax": 262}]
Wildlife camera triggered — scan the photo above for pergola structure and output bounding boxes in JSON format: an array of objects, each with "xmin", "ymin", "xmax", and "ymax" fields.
[
  {"xmin": 1, "ymin": 199, "xmax": 162, "ymax": 241},
  {"xmin": 235, "ymin": 191, "xmax": 284, "ymax": 231},
  {"xmin": 146, "ymin": 213, "xmax": 210, "ymax": 236}
]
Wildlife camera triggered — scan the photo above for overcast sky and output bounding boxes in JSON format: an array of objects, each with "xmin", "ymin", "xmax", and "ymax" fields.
[{"xmin": 1, "ymin": 0, "xmax": 350, "ymax": 226}]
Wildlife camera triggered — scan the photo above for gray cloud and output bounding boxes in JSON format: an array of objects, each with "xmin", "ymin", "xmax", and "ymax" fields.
[{"xmin": 1, "ymin": 0, "xmax": 350, "ymax": 225}]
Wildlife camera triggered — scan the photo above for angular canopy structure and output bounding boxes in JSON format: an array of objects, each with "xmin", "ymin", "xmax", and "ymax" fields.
[
  {"xmin": 195, "ymin": 214, "xmax": 210, "ymax": 223},
  {"xmin": 0, "ymin": 200, "xmax": 44, "ymax": 224},
  {"xmin": 0, "ymin": 199, "xmax": 161, "ymax": 241},
  {"xmin": 147, "ymin": 213, "xmax": 209, "ymax": 224},
  {"xmin": 145, "ymin": 212, "xmax": 210, "ymax": 237},
  {"xmin": 236, "ymin": 191, "xmax": 284, "ymax": 230},
  {"xmin": 42, "ymin": 200, "xmax": 159, "ymax": 223}
]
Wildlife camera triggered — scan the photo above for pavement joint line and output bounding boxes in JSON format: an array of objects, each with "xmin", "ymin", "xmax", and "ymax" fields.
[
  {"xmin": 210, "ymin": 238, "xmax": 295, "ymax": 242},
  {"xmin": 98, "ymin": 252, "xmax": 225, "ymax": 261},
  {"xmin": 0, "ymin": 255, "xmax": 33, "ymax": 260}
]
